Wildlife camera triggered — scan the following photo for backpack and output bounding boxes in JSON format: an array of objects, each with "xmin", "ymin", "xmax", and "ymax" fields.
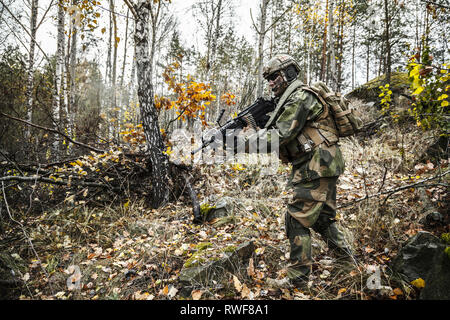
[{"xmin": 302, "ymin": 81, "xmax": 363, "ymax": 137}]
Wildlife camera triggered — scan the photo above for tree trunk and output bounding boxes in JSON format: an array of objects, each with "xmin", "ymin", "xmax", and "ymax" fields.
[
  {"xmin": 52, "ymin": 1, "xmax": 65, "ymax": 159},
  {"xmin": 120, "ymin": 8, "xmax": 130, "ymax": 88},
  {"xmin": 210, "ymin": 0, "xmax": 222, "ymax": 78},
  {"xmin": 69, "ymin": 6, "xmax": 77, "ymax": 149},
  {"xmin": 25, "ymin": 0, "xmax": 38, "ymax": 139},
  {"xmin": 336, "ymin": 0, "xmax": 345, "ymax": 91},
  {"xmin": 134, "ymin": 2, "xmax": 169, "ymax": 208},
  {"xmin": 328, "ymin": 0, "xmax": 337, "ymax": 90},
  {"xmin": 110, "ymin": 0, "xmax": 118, "ymax": 139},
  {"xmin": 352, "ymin": 22, "xmax": 356, "ymax": 90},
  {"xmin": 320, "ymin": 0, "xmax": 329, "ymax": 82},
  {"xmin": 256, "ymin": 0, "xmax": 270, "ymax": 98},
  {"xmin": 384, "ymin": 0, "xmax": 391, "ymax": 84}
]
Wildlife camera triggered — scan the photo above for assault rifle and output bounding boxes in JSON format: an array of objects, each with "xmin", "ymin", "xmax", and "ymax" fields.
[{"xmin": 191, "ymin": 97, "xmax": 276, "ymax": 155}]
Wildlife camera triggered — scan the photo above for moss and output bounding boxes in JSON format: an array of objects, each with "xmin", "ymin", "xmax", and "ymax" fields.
[
  {"xmin": 183, "ymin": 255, "xmax": 206, "ymax": 268},
  {"xmin": 441, "ymin": 233, "xmax": 450, "ymax": 245},
  {"xmin": 183, "ymin": 242, "xmax": 213, "ymax": 268},
  {"xmin": 200, "ymin": 203, "xmax": 216, "ymax": 218},
  {"xmin": 346, "ymin": 72, "xmax": 409, "ymax": 101},
  {"xmin": 223, "ymin": 245, "xmax": 237, "ymax": 253},
  {"xmin": 444, "ymin": 247, "xmax": 450, "ymax": 260},
  {"xmin": 195, "ymin": 242, "xmax": 213, "ymax": 250}
]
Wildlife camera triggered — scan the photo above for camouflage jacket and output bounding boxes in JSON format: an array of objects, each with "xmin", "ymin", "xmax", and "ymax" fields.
[{"xmin": 243, "ymin": 79, "xmax": 345, "ymax": 182}]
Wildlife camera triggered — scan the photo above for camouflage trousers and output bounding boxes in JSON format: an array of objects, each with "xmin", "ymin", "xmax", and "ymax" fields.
[{"xmin": 285, "ymin": 174, "xmax": 352, "ymax": 281}]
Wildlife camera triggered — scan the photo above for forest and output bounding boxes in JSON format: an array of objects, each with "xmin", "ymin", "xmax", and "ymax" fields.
[{"xmin": 0, "ymin": 0, "xmax": 448, "ymax": 303}]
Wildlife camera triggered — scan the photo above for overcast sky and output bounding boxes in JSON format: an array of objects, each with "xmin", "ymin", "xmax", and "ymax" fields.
[{"xmin": 34, "ymin": 0, "xmax": 260, "ymax": 59}]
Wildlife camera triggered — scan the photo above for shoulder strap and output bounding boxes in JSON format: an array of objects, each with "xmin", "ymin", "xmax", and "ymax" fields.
[
  {"xmin": 264, "ymin": 79, "xmax": 304, "ymax": 129},
  {"xmin": 300, "ymin": 85, "xmax": 330, "ymax": 121}
]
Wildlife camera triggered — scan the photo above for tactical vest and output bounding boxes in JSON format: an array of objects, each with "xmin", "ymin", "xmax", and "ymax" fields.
[{"xmin": 265, "ymin": 80, "xmax": 339, "ymax": 163}]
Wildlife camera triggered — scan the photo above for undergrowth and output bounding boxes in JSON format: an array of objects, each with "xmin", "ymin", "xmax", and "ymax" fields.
[{"xmin": 0, "ymin": 103, "xmax": 448, "ymax": 300}]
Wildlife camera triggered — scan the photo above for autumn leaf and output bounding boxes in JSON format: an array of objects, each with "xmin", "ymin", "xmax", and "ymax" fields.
[
  {"xmin": 247, "ymin": 258, "xmax": 255, "ymax": 277},
  {"xmin": 162, "ymin": 285, "xmax": 169, "ymax": 295},
  {"xmin": 393, "ymin": 288, "xmax": 403, "ymax": 295},
  {"xmin": 233, "ymin": 275, "xmax": 242, "ymax": 292},
  {"xmin": 191, "ymin": 290, "xmax": 203, "ymax": 300},
  {"xmin": 241, "ymin": 284, "xmax": 252, "ymax": 299},
  {"xmin": 337, "ymin": 288, "xmax": 346, "ymax": 298},
  {"xmin": 411, "ymin": 278, "xmax": 425, "ymax": 289}
]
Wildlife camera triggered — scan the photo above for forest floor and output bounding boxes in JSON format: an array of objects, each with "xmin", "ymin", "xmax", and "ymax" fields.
[{"xmin": 1, "ymin": 104, "xmax": 448, "ymax": 300}]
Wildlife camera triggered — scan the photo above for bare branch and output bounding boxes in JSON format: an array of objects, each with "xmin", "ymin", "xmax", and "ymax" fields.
[
  {"xmin": 338, "ymin": 170, "xmax": 450, "ymax": 209},
  {"xmin": 0, "ymin": 112, "xmax": 105, "ymax": 154}
]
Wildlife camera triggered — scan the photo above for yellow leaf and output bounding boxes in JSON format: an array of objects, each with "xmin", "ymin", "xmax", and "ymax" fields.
[
  {"xmin": 413, "ymin": 86, "xmax": 424, "ymax": 95},
  {"xmin": 411, "ymin": 278, "xmax": 425, "ymax": 289},
  {"xmin": 124, "ymin": 200, "xmax": 130, "ymax": 209},
  {"xmin": 442, "ymin": 100, "xmax": 449, "ymax": 107},
  {"xmin": 337, "ymin": 288, "xmax": 347, "ymax": 296},
  {"xmin": 162, "ymin": 285, "xmax": 169, "ymax": 295},
  {"xmin": 101, "ymin": 27, "xmax": 106, "ymax": 34}
]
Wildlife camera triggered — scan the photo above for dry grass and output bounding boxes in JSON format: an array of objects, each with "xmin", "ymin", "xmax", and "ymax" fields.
[{"xmin": 1, "ymin": 104, "xmax": 448, "ymax": 300}]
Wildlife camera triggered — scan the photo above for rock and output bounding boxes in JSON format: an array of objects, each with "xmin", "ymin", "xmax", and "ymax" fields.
[
  {"xmin": 0, "ymin": 252, "xmax": 25, "ymax": 299},
  {"xmin": 419, "ymin": 135, "xmax": 449, "ymax": 164},
  {"xmin": 391, "ymin": 231, "xmax": 450, "ymax": 300},
  {"xmin": 200, "ymin": 197, "xmax": 235, "ymax": 225},
  {"xmin": 178, "ymin": 241, "xmax": 255, "ymax": 287},
  {"xmin": 346, "ymin": 72, "xmax": 410, "ymax": 104},
  {"xmin": 420, "ymin": 247, "xmax": 450, "ymax": 300},
  {"xmin": 419, "ymin": 211, "xmax": 445, "ymax": 227}
]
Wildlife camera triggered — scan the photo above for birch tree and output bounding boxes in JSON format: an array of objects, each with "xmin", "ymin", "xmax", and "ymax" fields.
[
  {"xmin": 124, "ymin": 0, "xmax": 170, "ymax": 209},
  {"xmin": 255, "ymin": 0, "xmax": 270, "ymax": 98},
  {"xmin": 25, "ymin": 0, "xmax": 38, "ymax": 139},
  {"xmin": 52, "ymin": 1, "xmax": 65, "ymax": 158}
]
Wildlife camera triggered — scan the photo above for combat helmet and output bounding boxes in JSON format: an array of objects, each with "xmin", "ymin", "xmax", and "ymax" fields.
[{"xmin": 263, "ymin": 54, "xmax": 300, "ymax": 83}]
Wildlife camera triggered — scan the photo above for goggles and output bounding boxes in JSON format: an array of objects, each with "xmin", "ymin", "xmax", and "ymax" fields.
[{"xmin": 266, "ymin": 71, "xmax": 282, "ymax": 82}]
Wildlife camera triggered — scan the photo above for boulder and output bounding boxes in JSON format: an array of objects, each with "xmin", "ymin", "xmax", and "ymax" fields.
[
  {"xmin": 391, "ymin": 231, "xmax": 450, "ymax": 299},
  {"xmin": 178, "ymin": 241, "xmax": 255, "ymax": 287},
  {"xmin": 200, "ymin": 197, "xmax": 236, "ymax": 226},
  {"xmin": 346, "ymin": 72, "xmax": 410, "ymax": 105}
]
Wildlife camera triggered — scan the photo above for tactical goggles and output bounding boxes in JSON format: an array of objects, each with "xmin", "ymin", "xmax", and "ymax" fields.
[{"xmin": 266, "ymin": 71, "xmax": 281, "ymax": 82}]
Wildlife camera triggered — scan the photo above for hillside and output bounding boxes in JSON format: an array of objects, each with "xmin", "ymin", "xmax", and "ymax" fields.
[{"xmin": 1, "ymin": 98, "xmax": 448, "ymax": 301}]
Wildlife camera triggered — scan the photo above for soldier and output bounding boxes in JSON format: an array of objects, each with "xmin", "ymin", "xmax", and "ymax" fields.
[{"xmin": 238, "ymin": 54, "xmax": 353, "ymax": 286}]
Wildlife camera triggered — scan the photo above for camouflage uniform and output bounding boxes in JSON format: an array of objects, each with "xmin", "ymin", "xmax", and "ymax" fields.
[{"xmin": 245, "ymin": 76, "xmax": 352, "ymax": 281}]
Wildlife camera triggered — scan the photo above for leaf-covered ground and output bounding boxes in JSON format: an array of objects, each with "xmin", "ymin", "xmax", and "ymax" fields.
[{"xmin": 1, "ymin": 107, "xmax": 448, "ymax": 300}]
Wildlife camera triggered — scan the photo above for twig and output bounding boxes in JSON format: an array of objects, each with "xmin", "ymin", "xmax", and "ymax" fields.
[
  {"xmin": 1, "ymin": 181, "xmax": 53, "ymax": 296},
  {"xmin": 0, "ymin": 112, "xmax": 105, "ymax": 154},
  {"xmin": 377, "ymin": 164, "xmax": 388, "ymax": 193},
  {"xmin": 182, "ymin": 172, "xmax": 202, "ymax": 224},
  {"xmin": 420, "ymin": 0, "xmax": 450, "ymax": 10},
  {"xmin": 338, "ymin": 169, "xmax": 450, "ymax": 209},
  {"xmin": 0, "ymin": 0, "xmax": 51, "ymax": 62},
  {"xmin": 0, "ymin": 175, "xmax": 119, "ymax": 190}
]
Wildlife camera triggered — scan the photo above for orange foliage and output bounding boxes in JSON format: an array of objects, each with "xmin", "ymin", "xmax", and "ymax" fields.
[
  {"xmin": 221, "ymin": 93, "xmax": 236, "ymax": 106},
  {"xmin": 154, "ymin": 62, "xmax": 216, "ymax": 126}
]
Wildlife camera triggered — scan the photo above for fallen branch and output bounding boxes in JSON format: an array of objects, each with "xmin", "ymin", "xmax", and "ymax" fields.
[
  {"xmin": 0, "ymin": 175, "xmax": 119, "ymax": 190},
  {"xmin": 1, "ymin": 181, "xmax": 52, "ymax": 296},
  {"xmin": 338, "ymin": 169, "xmax": 450, "ymax": 209},
  {"xmin": 0, "ymin": 112, "xmax": 105, "ymax": 154},
  {"xmin": 182, "ymin": 172, "xmax": 202, "ymax": 224}
]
